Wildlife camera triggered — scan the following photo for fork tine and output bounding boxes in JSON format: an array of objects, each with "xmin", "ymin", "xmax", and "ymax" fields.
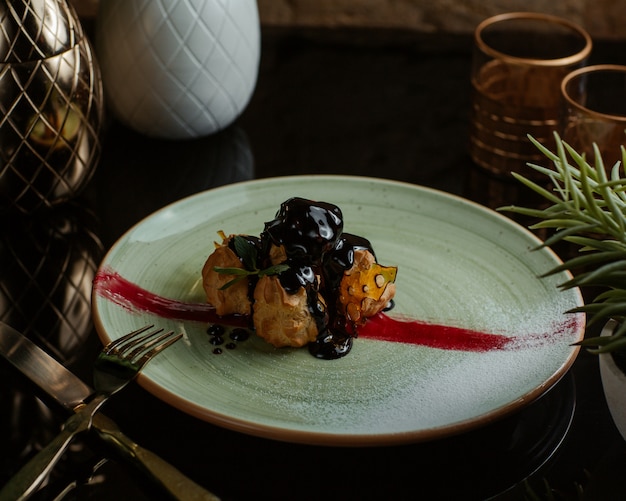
[
  {"xmin": 104, "ymin": 325, "xmax": 157, "ymax": 354},
  {"xmin": 102, "ymin": 325, "xmax": 182, "ymax": 368},
  {"xmin": 115, "ymin": 328, "xmax": 168, "ymax": 356},
  {"xmin": 125, "ymin": 329, "xmax": 177, "ymax": 360},
  {"xmin": 135, "ymin": 331, "xmax": 183, "ymax": 368}
]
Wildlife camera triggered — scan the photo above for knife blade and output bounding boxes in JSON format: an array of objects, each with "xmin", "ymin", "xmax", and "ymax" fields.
[
  {"xmin": 0, "ymin": 323, "xmax": 92, "ymax": 410},
  {"xmin": 0, "ymin": 322, "xmax": 220, "ymax": 501}
]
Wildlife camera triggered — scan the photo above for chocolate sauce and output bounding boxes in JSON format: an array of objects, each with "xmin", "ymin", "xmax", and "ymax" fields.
[
  {"xmin": 308, "ymin": 330, "xmax": 353, "ymax": 359},
  {"xmin": 277, "ymin": 262, "xmax": 317, "ymax": 293},
  {"xmin": 230, "ymin": 328, "xmax": 250, "ymax": 342},
  {"xmin": 209, "ymin": 336, "xmax": 224, "ymax": 346},
  {"xmin": 207, "ymin": 324, "xmax": 225, "ymax": 346},
  {"xmin": 207, "ymin": 324, "xmax": 225, "ymax": 336},
  {"xmin": 261, "ymin": 198, "xmax": 364, "ymax": 358},
  {"xmin": 262, "ymin": 197, "xmax": 343, "ymax": 262},
  {"xmin": 322, "ymin": 233, "xmax": 374, "ymax": 291},
  {"xmin": 220, "ymin": 199, "xmax": 395, "ymax": 359}
]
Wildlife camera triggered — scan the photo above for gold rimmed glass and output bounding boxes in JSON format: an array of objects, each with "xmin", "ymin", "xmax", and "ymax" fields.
[
  {"xmin": 561, "ymin": 64, "xmax": 626, "ymax": 169},
  {"xmin": 469, "ymin": 12, "xmax": 592, "ymax": 180}
]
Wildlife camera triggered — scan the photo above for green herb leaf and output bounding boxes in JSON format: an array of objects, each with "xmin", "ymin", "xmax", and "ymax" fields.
[
  {"xmin": 258, "ymin": 263, "xmax": 290, "ymax": 277},
  {"xmin": 213, "ymin": 266, "xmax": 252, "ymax": 276},
  {"xmin": 212, "ymin": 236, "xmax": 290, "ymax": 290},
  {"xmin": 233, "ymin": 235, "xmax": 258, "ymax": 271},
  {"xmin": 218, "ymin": 276, "xmax": 248, "ymax": 290}
]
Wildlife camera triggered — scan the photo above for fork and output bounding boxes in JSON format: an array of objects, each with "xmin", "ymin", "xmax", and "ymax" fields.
[{"xmin": 0, "ymin": 325, "xmax": 183, "ymax": 501}]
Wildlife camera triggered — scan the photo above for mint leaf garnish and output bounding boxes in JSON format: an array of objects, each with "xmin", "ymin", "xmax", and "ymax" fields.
[
  {"xmin": 258, "ymin": 264, "xmax": 290, "ymax": 277},
  {"xmin": 214, "ymin": 236, "xmax": 289, "ymax": 290},
  {"xmin": 233, "ymin": 235, "xmax": 257, "ymax": 270}
]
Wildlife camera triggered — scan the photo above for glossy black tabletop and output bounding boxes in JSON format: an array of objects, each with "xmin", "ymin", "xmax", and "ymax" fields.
[{"xmin": 2, "ymin": 27, "xmax": 626, "ymax": 500}]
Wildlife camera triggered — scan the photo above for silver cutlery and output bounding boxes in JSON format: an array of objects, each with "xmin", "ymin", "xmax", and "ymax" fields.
[{"xmin": 0, "ymin": 323, "xmax": 219, "ymax": 501}]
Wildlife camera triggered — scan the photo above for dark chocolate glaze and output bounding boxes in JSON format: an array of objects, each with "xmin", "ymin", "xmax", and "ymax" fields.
[
  {"xmin": 262, "ymin": 197, "xmax": 343, "ymax": 262},
  {"xmin": 306, "ymin": 232, "xmax": 378, "ymax": 359},
  {"xmin": 308, "ymin": 329, "xmax": 353, "ymax": 360},
  {"xmin": 322, "ymin": 232, "xmax": 374, "ymax": 291},
  {"xmin": 224, "ymin": 198, "xmax": 388, "ymax": 360}
]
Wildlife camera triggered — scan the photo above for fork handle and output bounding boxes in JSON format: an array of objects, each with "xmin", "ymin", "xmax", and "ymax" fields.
[
  {"xmin": 92, "ymin": 414, "xmax": 220, "ymax": 501},
  {"xmin": 0, "ymin": 414, "xmax": 88, "ymax": 501}
]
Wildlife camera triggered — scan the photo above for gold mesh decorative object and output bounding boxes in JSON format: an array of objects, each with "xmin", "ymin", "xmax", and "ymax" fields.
[{"xmin": 0, "ymin": 0, "xmax": 104, "ymax": 214}]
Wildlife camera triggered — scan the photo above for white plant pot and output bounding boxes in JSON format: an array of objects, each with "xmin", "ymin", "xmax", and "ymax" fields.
[
  {"xmin": 599, "ymin": 319, "xmax": 626, "ymax": 441},
  {"xmin": 95, "ymin": 0, "xmax": 260, "ymax": 139}
]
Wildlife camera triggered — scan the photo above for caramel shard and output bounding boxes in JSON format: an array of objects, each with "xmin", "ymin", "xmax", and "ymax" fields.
[
  {"xmin": 338, "ymin": 249, "xmax": 397, "ymax": 324},
  {"xmin": 202, "ymin": 236, "xmax": 251, "ymax": 316},
  {"xmin": 253, "ymin": 275, "xmax": 319, "ymax": 348}
]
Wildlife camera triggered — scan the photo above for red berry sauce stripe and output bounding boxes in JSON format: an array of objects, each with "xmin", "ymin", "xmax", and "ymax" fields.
[{"xmin": 93, "ymin": 267, "xmax": 582, "ymax": 353}]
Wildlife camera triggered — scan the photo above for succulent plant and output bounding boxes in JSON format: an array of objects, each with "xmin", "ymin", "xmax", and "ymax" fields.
[{"xmin": 500, "ymin": 133, "xmax": 626, "ymax": 354}]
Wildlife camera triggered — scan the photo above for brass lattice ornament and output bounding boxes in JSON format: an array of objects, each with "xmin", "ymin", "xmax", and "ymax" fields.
[{"xmin": 0, "ymin": 0, "xmax": 104, "ymax": 214}]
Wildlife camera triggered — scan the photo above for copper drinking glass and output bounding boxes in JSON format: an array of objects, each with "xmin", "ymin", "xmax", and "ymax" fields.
[
  {"xmin": 561, "ymin": 64, "xmax": 626, "ymax": 169},
  {"xmin": 469, "ymin": 12, "xmax": 592, "ymax": 180}
]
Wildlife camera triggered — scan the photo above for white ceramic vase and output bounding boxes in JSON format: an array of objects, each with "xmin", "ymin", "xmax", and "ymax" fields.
[
  {"xmin": 599, "ymin": 319, "xmax": 626, "ymax": 441},
  {"xmin": 95, "ymin": 0, "xmax": 260, "ymax": 139}
]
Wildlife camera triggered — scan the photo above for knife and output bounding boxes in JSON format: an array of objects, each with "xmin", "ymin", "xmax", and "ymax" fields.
[{"xmin": 0, "ymin": 322, "xmax": 220, "ymax": 501}]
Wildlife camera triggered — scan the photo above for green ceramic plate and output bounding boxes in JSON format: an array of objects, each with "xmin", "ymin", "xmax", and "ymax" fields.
[{"xmin": 92, "ymin": 175, "xmax": 584, "ymax": 446}]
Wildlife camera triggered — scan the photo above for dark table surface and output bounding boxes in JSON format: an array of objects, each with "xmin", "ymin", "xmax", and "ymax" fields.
[{"xmin": 2, "ymin": 27, "xmax": 626, "ymax": 500}]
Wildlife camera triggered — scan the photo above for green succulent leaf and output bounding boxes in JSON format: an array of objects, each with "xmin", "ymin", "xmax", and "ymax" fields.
[
  {"xmin": 501, "ymin": 132, "xmax": 626, "ymax": 353},
  {"xmin": 539, "ymin": 225, "xmax": 601, "ymax": 248},
  {"xmin": 582, "ymin": 335, "xmax": 626, "ymax": 354}
]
